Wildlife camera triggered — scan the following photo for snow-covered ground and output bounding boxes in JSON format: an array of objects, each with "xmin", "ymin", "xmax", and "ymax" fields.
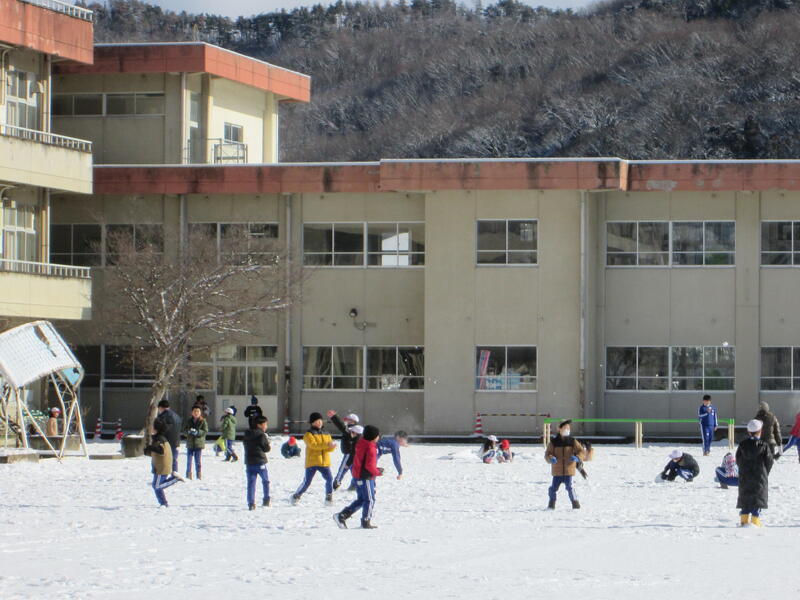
[{"xmin": 1, "ymin": 440, "xmax": 799, "ymax": 599}]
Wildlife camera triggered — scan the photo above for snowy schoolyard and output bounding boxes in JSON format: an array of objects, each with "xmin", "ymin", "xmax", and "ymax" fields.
[{"xmin": 1, "ymin": 440, "xmax": 800, "ymax": 599}]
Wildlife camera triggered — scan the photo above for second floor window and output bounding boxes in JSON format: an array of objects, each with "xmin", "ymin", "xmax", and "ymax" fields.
[
  {"xmin": 105, "ymin": 224, "xmax": 164, "ymax": 265},
  {"xmin": 190, "ymin": 222, "xmax": 279, "ymax": 263},
  {"xmin": 477, "ymin": 220, "xmax": 537, "ymax": 265},
  {"xmin": 6, "ymin": 70, "xmax": 39, "ymax": 130},
  {"xmin": 223, "ymin": 123, "xmax": 244, "ymax": 144},
  {"xmin": 606, "ymin": 346, "xmax": 735, "ymax": 391},
  {"xmin": 476, "ymin": 346, "xmax": 537, "ymax": 391},
  {"xmin": 761, "ymin": 347, "xmax": 800, "ymax": 390},
  {"xmin": 50, "ymin": 224, "xmax": 101, "ymax": 266},
  {"xmin": 761, "ymin": 221, "xmax": 800, "ymax": 265},
  {"xmin": 607, "ymin": 221, "xmax": 735, "ymax": 266},
  {"xmin": 303, "ymin": 223, "xmax": 425, "ymax": 267},
  {"xmin": 3, "ymin": 203, "xmax": 39, "ymax": 262}
]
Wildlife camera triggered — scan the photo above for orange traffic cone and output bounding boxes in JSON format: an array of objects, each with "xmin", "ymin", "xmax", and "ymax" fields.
[
  {"xmin": 115, "ymin": 419, "xmax": 123, "ymax": 441},
  {"xmin": 473, "ymin": 412, "xmax": 484, "ymax": 436},
  {"xmin": 95, "ymin": 417, "xmax": 102, "ymax": 440},
  {"xmin": 283, "ymin": 417, "xmax": 290, "ymax": 435}
]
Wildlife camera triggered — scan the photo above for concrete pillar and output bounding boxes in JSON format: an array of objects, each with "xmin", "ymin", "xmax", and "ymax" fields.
[{"xmin": 263, "ymin": 93, "xmax": 279, "ymax": 163}]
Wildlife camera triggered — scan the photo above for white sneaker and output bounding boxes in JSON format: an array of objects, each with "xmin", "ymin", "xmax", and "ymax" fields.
[{"xmin": 172, "ymin": 472, "xmax": 185, "ymax": 482}]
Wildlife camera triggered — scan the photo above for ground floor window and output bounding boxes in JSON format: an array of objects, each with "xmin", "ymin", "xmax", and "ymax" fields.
[
  {"xmin": 760, "ymin": 347, "xmax": 800, "ymax": 390},
  {"xmin": 367, "ymin": 346, "xmax": 424, "ymax": 390},
  {"xmin": 606, "ymin": 346, "xmax": 734, "ymax": 391},
  {"xmin": 475, "ymin": 346, "xmax": 537, "ymax": 391}
]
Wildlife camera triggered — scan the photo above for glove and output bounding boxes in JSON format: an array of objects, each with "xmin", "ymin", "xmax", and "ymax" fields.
[
  {"xmin": 189, "ymin": 428, "xmax": 198, "ymax": 436},
  {"xmin": 378, "ymin": 467, "xmax": 385, "ymax": 475},
  {"xmin": 549, "ymin": 457, "xmax": 557, "ymax": 464},
  {"xmin": 570, "ymin": 456, "xmax": 580, "ymax": 463}
]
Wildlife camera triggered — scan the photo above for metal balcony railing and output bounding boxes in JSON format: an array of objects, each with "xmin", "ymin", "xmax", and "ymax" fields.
[
  {"xmin": 0, "ymin": 124, "xmax": 92, "ymax": 153},
  {"xmin": 212, "ymin": 140, "xmax": 248, "ymax": 164},
  {"xmin": 19, "ymin": 0, "xmax": 93, "ymax": 21},
  {"xmin": 0, "ymin": 258, "xmax": 91, "ymax": 279}
]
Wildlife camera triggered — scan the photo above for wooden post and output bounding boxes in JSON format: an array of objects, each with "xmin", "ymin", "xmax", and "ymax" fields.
[
  {"xmin": 635, "ymin": 421, "xmax": 643, "ymax": 449},
  {"xmin": 728, "ymin": 420, "xmax": 735, "ymax": 450},
  {"xmin": 543, "ymin": 422, "xmax": 551, "ymax": 448}
]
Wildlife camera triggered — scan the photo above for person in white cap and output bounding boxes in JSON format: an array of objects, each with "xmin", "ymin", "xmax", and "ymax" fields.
[
  {"xmin": 736, "ymin": 419, "xmax": 774, "ymax": 527},
  {"xmin": 45, "ymin": 407, "xmax": 61, "ymax": 437},
  {"xmin": 659, "ymin": 449, "xmax": 700, "ymax": 482},
  {"xmin": 480, "ymin": 434, "xmax": 499, "ymax": 463},
  {"xmin": 327, "ymin": 410, "xmax": 361, "ymax": 490}
]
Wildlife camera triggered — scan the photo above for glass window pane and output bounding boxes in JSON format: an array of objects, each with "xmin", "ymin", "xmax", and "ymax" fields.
[
  {"xmin": 763, "ymin": 222, "xmax": 792, "ymax": 252},
  {"xmin": 672, "ymin": 222, "xmax": 703, "ymax": 252},
  {"xmin": 704, "ymin": 378, "xmax": 734, "ymax": 391},
  {"xmin": 303, "ymin": 224, "xmax": 332, "ymax": 253},
  {"xmin": 215, "ymin": 345, "xmax": 246, "ymax": 361},
  {"xmin": 638, "ymin": 253, "xmax": 669, "ymax": 266},
  {"xmin": 72, "ymin": 224, "xmax": 101, "ymax": 255},
  {"xmin": 671, "ymin": 347, "xmax": 703, "ymax": 377},
  {"xmin": 136, "ymin": 93, "xmax": 165, "ymax": 115},
  {"xmin": 367, "ymin": 347, "xmax": 396, "ymax": 377},
  {"xmin": 73, "ymin": 94, "xmax": 102, "ymax": 116},
  {"xmin": 606, "ymin": 347, "xmax": 636, "ymax": 379},
  {"xmin": 104, "ymin": 345, "xmax": 131, "ymax": 378},
  {"xmin": 606, "ymin": 377, "xmax": 635, "ymax": 390},
  {"xmin": 216, "ymin": 366, "xmax": 246, "ymax": 395},
  {"xmin": 508, "ymin": 220, "xmax": 537, "ymax": 250},
  {"xmin": 477, "ymin": 251, "xmax": 506, "ymax": 264},
  {"xmin": 673, "ymin": 252, "xmax": 703, "ymax": 266},
  {"xmin": 398, "ymin": 347, "xmax": 424, "ymax": 378},
  {"xmin": 705, "ymin": 253, "xmax": 735, "ymax": 265},
  {"xmin": 477, "ymin": 221, "xmax": 506, "ymax": 251},
  {"xmin": 638, "ymin": 222, "xmax": 669, "ymax": 254},
  {"xmin": 638, "ymin": 347, "xmax": 668, "ymax": 378},
  {"xmin": 762, "ymin": 252, "xmax": 791, "ymax": 265},
  {"xmin": 476, "ymin": 346, "xmax": 505, "ymax": 390},
  {"xmin": 704, "ymin": 346, "xmax": 735, "ymax": 379},
  {"xmin": 508, "ymin": 251, "xmax": 536, "ymax": 264},
  {"xmin": 333, "ymin": 224, "xmax": 363, "ymax": 253},
  {"xmin": 367, "ymin": 224, "xmax": 399, "ymax": 253},
  {"xmin": 506, "ymin": 346, "xmax": 536, "ymax": 390},
  {"xmin": 607, "ymin": 223, "xmax": 636, "ymax": 253},
  {"xmin": 333, "ymin": 253, "xmax": 363, "ymax": 266},
  {"xmin": 248, "ymin": 366, "xmax": 276, "ymax": 396},
  {"xmin": 246, "ymin": 346, "xmax": 277, "ymax": 361},
  {"xmin": 135, "ymin": 225, "xmax": 164, "ymax": 252},
  {"xmin": 332, "ymin": 347, "xmax": 362, "ymax": 377},
  {"xmin": 50, "ymin": 224, "xmax": 71, "ymax": 255},
  {"xmin": 761, "ymin": 347, "xmax": 790, "ymax": 378},
  {"xmin": 52, "ymin": 95, "xmax": 72, "ymax": 116},
  {"xmin": 607, "ymin": 253, "xmax": 636, "ymax": 266},
  {"xmin": 761, "ymin": 377, "xmax": 790, "ymax": 391},
  {"xmin": 106, "ymin": 94, "xmax": 135, "ymax": 115},
  {"xmin": 671, "ymin": 377, "xmax": 703, "ymax": 391},
  {"xmin": 705, "ymin": 222, "xmax": 735, "ymax": 252},
  {"xmin": 794, "ymin": 223, "xmax": 800, "ymax": 253},
  {"xmin": 408, "ymin": 223, "xmax": 425, "ymax": 253},
  {"xmin": 304, "ymin": 253, "xmax": 331, "ymax": 266},
  {"xmin": 333, "ymin": 377, "xmax": 363, "ymax": 389}
]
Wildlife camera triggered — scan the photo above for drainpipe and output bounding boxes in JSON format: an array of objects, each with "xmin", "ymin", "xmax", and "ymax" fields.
[
  {"xmin": 283, "ymin": 193, "xmax": 292, "ymax": 420},
  {"xmin": 579, "ymin": 190, "xmax": 588, "ymax": 421},
  {"xmin": 0, "ymin": 47, "xmax": 11, "ymax": 115},
  {"xmin": 179, "ymin": 72, "xmax": 186, "ymax": 163}
]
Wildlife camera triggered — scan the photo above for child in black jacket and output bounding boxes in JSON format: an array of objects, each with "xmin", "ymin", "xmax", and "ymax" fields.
[
  {"xmin": 243, "ymin": 416, "xmax": 271, "ymax": 510},
  {"xmin": 328, "ymin": 410, "xmax": 360, "ymax": 490}
]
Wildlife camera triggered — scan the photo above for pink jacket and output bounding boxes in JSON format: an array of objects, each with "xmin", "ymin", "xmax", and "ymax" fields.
[{"xmin": 790, "ymin": 412, "xmax": 800, "ymax": 437}]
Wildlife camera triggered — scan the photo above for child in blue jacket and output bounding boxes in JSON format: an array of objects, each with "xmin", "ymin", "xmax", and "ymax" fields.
[{"xmin": 377, "ymin": 430, "xmax": 409, "ymax": 479}]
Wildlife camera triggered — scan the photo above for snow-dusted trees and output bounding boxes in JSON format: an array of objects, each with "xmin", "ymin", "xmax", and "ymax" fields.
[{"xmin": 98, "ymin": 226, "xmax": 301, "ymax": 439}]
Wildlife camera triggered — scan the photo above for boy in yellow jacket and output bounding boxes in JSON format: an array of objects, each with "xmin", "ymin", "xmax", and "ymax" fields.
[{"xmin": 291, "ymin": 412, "xmax": 337, "ymax": 505}]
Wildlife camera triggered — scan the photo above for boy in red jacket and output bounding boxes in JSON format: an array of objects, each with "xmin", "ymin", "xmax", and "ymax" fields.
[{"xmin": 334, "ymin": 424, "xmax": 382, "ymax": 529}]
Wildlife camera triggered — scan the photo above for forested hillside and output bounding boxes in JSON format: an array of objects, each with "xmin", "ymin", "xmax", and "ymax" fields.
[{"xmin": 82, "ymin": 0, "xmax": 800, "ymax": 161}]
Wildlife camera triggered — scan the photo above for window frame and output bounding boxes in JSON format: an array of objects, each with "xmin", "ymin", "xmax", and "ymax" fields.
[
  {"xmin": 51, "ymin": 92, "xmax": 166, "ymax": 118},
  {"xmin": 103, "ymin": 223, "xmax": 165, "ymax": 266},
  {"xmin": 605, "ymin": 220, "xmax": 736, "ymax": 268},
  {"xmin": 223, "ymin": 122, "xmax": 244, "ymax": 144},
  {"xmin": 302, "ymin": 222, "xmax": 425, "ymax": 269},
  {"xmin": 476, "ymin": 219, "xmax": 538, "ymax": 267},
  {"xmin": 605, "ymin": 345, "xmax": 736, "ymax": 392},
  {"xmin": 50, "ymin": 223, "xmax": 102, "ymax": 266},
  {"xmin": 366, "ymin": 345, "xmax": 425, "ymax": 391},
  {"xmin": 475, "ymin": 345, "xmax": 538, "ymax": 392},
  {"xmin": 760, "ymin": 220, "xmax": 800, "ymax": 267},
  {"xmin": 302, "ymin": 345, "xmax": 366, "ymax": 391},
  {"xmin": 189, "ymin": 221, "xmax": 279, "ymax": 263},
  {"xmin": 760, "ymin": 346, "xmax": 800, "ymax": 391}
]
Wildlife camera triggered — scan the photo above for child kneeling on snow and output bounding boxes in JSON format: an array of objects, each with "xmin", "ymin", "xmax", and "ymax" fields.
[
  {"xmin": 545, "ymin": 419, "xmax": 584, "ymax": 509},
  {"xmin": 480, "ymin": 435, "xmax": 498, "ymax": 463},
  {"xmin": 714, "ymin": 452, "xmax": 738, "ymax": 488},
  {"xmin": 497, "ymin": 438, "xmax": 514, "ymax": 463},
  {"xmin": 334, "ymin": 425, "xmax": 383, "ymax": 529},
  {"xmin": 144, "ymin": 419, "xmax": 184, "ymax": 507},
  {"xmin": 660, "ymin": 450, "xmax": 700, "ymax": 482},
  {"xmin": 281, "ymin": 436, "xmax": 302, "ymax": 458}
]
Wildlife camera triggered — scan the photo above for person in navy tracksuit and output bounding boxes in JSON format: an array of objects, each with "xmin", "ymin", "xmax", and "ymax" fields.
[
  {"xmin": 334, "ymin": 424, "xmax": 382, "ymax": 529},
  {"xmin": 698, "ymin": 394, "xmax": 718, "ymax": 456},
  {"xmin": 377, "ymin": 430, "xmax": 409, "ymax": 479}
]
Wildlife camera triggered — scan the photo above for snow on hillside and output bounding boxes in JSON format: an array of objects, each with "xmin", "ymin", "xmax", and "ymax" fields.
[{"xmin": 1, "ymin": 441, "xmax": 799, "ymax": 599}]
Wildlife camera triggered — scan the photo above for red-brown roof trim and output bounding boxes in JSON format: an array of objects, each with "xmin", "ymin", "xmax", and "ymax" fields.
[
  {"xmin": 0, "ymin": 0, "xmax": 93, "ymax": 64},
  {"xmin": 53, "ymin": 43, "xmax": 310, "ymax": 103}
]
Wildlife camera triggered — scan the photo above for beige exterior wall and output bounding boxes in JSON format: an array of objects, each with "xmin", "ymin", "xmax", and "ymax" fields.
[
  {"xmin": 0, "ymin": 271, "xmax": 91, "ymax": 320},
  {"xmin": 0, "ymin": 135, "xmax": 92, "ymax": 193}
]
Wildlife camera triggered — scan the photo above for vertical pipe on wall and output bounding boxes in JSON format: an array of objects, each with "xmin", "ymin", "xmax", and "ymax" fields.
[
  {"xmin": 179, "ymin": 72, "xmax": 187, "ymax": 164},
  {"xmin": 579, "ymin": 191, "xmax": 588, "ymax": 420},
  {"xmin": 283, "ymin": 193, "xmax": 292, "ymax": 422}
]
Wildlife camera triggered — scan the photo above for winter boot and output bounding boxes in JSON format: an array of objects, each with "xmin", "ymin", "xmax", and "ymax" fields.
[
  {"xmin": 262, "ymin": 498, "xmax": 271, "ymax": 507},
  {"xmin": 172, "ymin": 472, "xmax": 185, "ymax": 482},
  {"xmin": 325, "ymin": 493, "xmax": 334, "ymax": 505},
  {"xmin": 547, "ymin": 499, "xmax": 556, "ymax": 510},
  {"xmin": 196, "ymin": 470, "xmax": 202, "ymax": 480},
  {"xmin": 333, "ymin": 481, "xmax": 341, "ymax": 491},
  {"xmin": 291, "ymin": 493, "xmax": 301, "ymax": 506},
  {"xmin": 248, "ymin": 503, "xmax": 256, "ymax": 511},
  {"xmin": 740, "ymin": 514, "xmax": 750, "ymax": 527},
  {"xmin": 223, "ymin": 455, "xmax": 231, "ymax": 462},
  {"xmin": 572, "ymin": 500, "xmax": 581, "ymax": 510},
  {"xmin": 719, "ymin": 480, "xmax": 728, "ymax": 489},
  {"xmin": 751, "ymin": 516, "xmax": 763, "ymax": 527},
  {"xmin": 231, "ymin": 454, "xmax": 239, "ymax": 463},
  {"xmin": 334, "ymin": 510, "xmax": 352, "ymax": 529},
  {"xmin": 186, "ymin": 473, "xmax": 193, "ymax": 480},
  {"xmin": 361, "ymin": 519, "xmax": 377, "ymax": 529}
]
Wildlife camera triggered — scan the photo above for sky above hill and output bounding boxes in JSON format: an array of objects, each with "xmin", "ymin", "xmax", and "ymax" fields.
[{"xmin": 143, "ymin": 0, "xmax": 596, "ymax": 18}]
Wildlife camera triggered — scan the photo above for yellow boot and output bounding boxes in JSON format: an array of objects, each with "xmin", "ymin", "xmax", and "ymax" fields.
[
  {"xmin": 751, "ymin": 516, "xmax": 763, "ymax": 527},
  {"xmin": 740, "ymin": 514, "xmax": 750, "ymax": 527}
]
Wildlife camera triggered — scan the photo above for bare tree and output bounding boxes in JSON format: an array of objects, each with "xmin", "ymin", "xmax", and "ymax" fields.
[{"xmin": 98, "ymin": 226, "xmax": 302, "ymax": 440}]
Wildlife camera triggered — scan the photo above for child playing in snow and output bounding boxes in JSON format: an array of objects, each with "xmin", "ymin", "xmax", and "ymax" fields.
[
  {"xmin": 45, "ymin": 407, "xmax": 60, "ymax": 437},
  {"xmin": 144, "ymin": 419, "xmax": 183, "ymax": 507},
  {"xmin": 219, "ymin": 407, "xmax": 238, "ymax": 462},
  {"xmin": 291, "ymin": 412, "xmax": 337, "ymax": 505},
  {"xmin": 480, "ymin": 435, "xmax": 498, "ymax": 463},
  {"xmin": 243, "ymin": 415, "xmax": 271, "ymax": 510},
  {"xmin": 183, "ymin": 405, "xmax": 208, "ymax": 479},
  {"xmin": 281, "ymin": 436, "xmax": 302, "ymax": 458},
  {"xmin": 378, "ymin": 430, "xmax": 409, "ymax": 479},
  {"xmin": 497, "ymin": 438, "xmax": 514, "ymax": 463},
  {"xmin": 736, "ymin": 419, "xmax": 774, "ymax": 527},
  {"xmin": 714, "ymin": 452, "xmax": 738, "ymax": 489},
  {"xmin": 328, "ymin": 410, "xmax": 360, "ymax": 490},
  {"xmin": 660, "ymin": 450, "xmax": 700, "ymax": 482},
  {"xmin": 545, "ymin": 419, "xmax": 584, "ymax": 509},
  {"xmin": 334, "ymin": 424, "xmax": 383, "ymax": 529},
  {"xmin": 781, "ymin": 409, "xmax": 800, "ymax": 462}
]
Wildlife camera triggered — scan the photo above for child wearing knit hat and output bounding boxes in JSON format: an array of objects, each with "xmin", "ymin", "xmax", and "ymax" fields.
[
  {"xmin": 281, "ymin": 436, "xmax": 302, "ymax": 459},
  {"xmin": 334, "ymin": 424, "xmax": 383, "ymax": 529},
  {"xmin": 291, "ymin": 412, "xmax": 337, "ymax": 505}
]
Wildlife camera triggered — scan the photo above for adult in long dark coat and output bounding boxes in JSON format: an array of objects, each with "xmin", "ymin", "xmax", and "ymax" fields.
[{"xmin": 736, "ymin": 418, "xmax": 774, "ymax": 527}]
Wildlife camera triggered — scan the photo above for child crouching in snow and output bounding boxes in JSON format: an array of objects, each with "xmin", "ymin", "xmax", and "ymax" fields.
[
  {"xmin": 715, "ymin": 452, "xmax": 738, "ymax": 489},
  {"xmin": 660, "ymin": 450, "xmax": 700, "ymax": 482},
  {"xmin": 497, "ymin": 438, "xmax": 514, "ymax": 463},
  {"xmin": 480, "ymin": 435, "xmax": 498, "ymax": 463},
  {"xmin": 144, "ymin": 419, "xmax": 184, "ymax": 507}
]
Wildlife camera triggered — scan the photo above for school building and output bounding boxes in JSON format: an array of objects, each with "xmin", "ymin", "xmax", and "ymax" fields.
[{"xmin": 5, "ymin": 0, "xmax": 800, "ymax": 436}]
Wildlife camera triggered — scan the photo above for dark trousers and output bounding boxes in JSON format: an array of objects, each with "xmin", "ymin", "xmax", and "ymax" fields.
[
  {"xmin": 225, "ymin": 439, "xmax": 238, "ymax": 460},
  {"xmin": 152, "ymin": 473, "xmax": 179, "ymax": 506},
  {"xmin": 664, "ymin": 463, "xmax": 694, "ymax": 481},
  {"xmin": 701, "ymin": 426, "xmax": 714, "ymax": 453},
  {"xmin": 714, "ymin": 466, "xmax": 738, "ymax": 487},
  {"xmin": 295, "ymin": 466, "xmax": 333, "ymax": 496},
  {"xmin": 170, "ymin": 445, "xmax": 179, "ymax": 473},
  {"xmin": 246, "ymin": 464, "xmax": 270, "ymax": 505},
  {"xmin": 740, "ymin": 508, "xmax": 761, "ymax": 517},
  {"xmin": 186, "ymin": 448, "xmax": 202, "ymax": 477},
  {"xmin": 333, "ymin": 454, "xmax": 352, "ymax": 486},
  {"xmin": 344, "ymin": 478, "xmax": 376, "ymax": 520},
  {"xmin": 548, "ymin": 475, "xmax": 577, "ymax": 502}
]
